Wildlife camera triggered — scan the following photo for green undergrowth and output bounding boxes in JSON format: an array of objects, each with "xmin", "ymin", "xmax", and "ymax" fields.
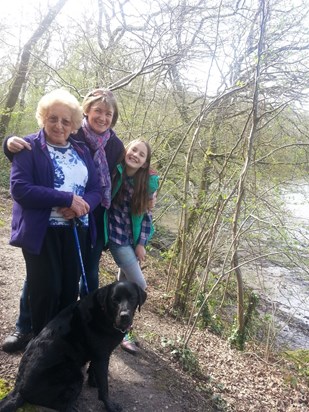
[
  {"xmin": 0, "ymin": 379, "xmax": 48, "ymax": 411},
  {"xmin": 283, "ymin": 350, "xmax": 309, "ymax": 386},
  {"xmin": 0, "ymin": 151, "xmax": 10, "ymax": 190},
  {"xmin": 0, "ymin": 379, "xmax": 12, "ymax": 400}
]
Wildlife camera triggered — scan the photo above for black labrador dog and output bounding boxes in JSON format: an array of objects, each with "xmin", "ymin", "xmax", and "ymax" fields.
[{"xmin": 0, "ymin": 281, "xmax": 147, "ymax": 412}]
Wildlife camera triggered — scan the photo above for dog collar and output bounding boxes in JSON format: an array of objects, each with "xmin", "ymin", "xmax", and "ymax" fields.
[{"xmin": 113, "ymin": 324, "xmax": 131, "ymax": 334}]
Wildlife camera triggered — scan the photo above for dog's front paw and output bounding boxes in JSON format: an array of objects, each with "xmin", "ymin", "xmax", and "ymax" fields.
[
  {"xmin": 87, "ymin": 363, "xmax": 97, "ymax": 387},
  {"xmin": 104, "ymin": 399, "xmax": 122, "ymax": 412},
  {"xmin": 87, "ymin": 371, "xmax": 97, "ymax": 387}
]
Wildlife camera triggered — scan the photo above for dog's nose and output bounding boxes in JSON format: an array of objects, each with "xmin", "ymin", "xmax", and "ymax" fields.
[{"xmin": 119, "ymin": 311, "xmax": 130, "ymax": 323}]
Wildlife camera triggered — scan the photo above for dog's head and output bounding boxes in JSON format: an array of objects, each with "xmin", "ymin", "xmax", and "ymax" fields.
[{"xmin": 98, "ymin": 281, "xmax": 147, "ymax": 332}]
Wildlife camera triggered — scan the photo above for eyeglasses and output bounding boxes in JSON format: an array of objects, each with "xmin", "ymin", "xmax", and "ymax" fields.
[{"xmin": 46, "ymin": 116, "xmax": 72, "ymax": 127}]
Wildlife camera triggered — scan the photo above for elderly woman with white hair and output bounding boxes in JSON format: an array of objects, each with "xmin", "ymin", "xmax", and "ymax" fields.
[{"xmin": 9, "ymin": 89, "xmax": 101, "ymax": 336}]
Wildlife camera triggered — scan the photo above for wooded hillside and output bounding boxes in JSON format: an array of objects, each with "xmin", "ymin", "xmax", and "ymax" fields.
[{"xmin": 1, "ymin": 0, "xmax": 309, "ymax": 356}]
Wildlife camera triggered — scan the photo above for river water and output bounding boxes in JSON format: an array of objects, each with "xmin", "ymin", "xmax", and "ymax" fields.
[
  {"xmin": 157, "ymin": 185, "xmax": 309, "ymax": 350},
  {"xmin": 244, "ymin": 185, "xmax": 309, "ymax": 350}
]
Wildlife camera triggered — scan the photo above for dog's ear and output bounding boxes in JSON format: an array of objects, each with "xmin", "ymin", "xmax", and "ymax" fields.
[
  {"xmin": 80, "ymin": 293, "xmax": 96, "ymax": 323},
  {"xmin": 134, "ymin": 284, "xmax": 147, "ymax": 312},
  {"xmin": 96, "ymin": 284, "xmax": 111, "ymax": 311}
]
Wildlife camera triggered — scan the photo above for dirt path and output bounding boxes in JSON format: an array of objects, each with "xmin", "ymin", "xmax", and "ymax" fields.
[
  {"xmin": 0, "ymin": 191, "xmax": 211, "ymax": 412},
  {"xmin": 1, "ymin": 190, "xmax": 309, "ymax": 412}
]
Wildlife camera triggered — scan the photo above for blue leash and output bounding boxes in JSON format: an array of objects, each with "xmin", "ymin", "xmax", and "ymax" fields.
[{"xmin": 71, "ymin": 218, "xmax": 89, "ymax": 295}]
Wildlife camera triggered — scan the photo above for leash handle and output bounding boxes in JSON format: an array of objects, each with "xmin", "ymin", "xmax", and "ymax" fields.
[{"xmin": 71, "ymin": 218, "xmax": 89, "ymax": 295}]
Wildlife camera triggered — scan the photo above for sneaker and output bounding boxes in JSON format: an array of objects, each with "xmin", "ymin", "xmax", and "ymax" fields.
[
  {"xmin": 120, "ymin": 331, "xmax": 139, "ymax": 355},
  {"xmin": 2, "ymin": 330, "xmax": 33, "ymax": 353}
]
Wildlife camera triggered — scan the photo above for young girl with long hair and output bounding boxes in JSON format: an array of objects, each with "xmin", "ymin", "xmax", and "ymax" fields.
[{"xmin": 105, "ymin": 139, "xmax": 159, "ymax": 353}]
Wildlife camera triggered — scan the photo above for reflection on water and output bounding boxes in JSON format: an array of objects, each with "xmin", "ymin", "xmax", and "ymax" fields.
[
  {"xmin": 284, "ymin": 187, "xmax": 309, "ymax": 221},
  {"xmin": 157, "ymin": 186, "xmax": 309, "ymax": 349},
  {"xmin": 244, "ymin": 264, "xmax": 309, "ymax": 349},
  {"xmin": 245, "ymin": 184, "xmax": 309, "ymax": 349},
  {"xmin": 155, "ymin": 209, "xmax": 180, "ymax": 233}
]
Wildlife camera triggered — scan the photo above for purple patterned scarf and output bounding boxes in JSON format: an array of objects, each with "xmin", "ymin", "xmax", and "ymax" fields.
[{"xmin": 82, "ymin": 118, "xmax": 111, "ymax": 208}]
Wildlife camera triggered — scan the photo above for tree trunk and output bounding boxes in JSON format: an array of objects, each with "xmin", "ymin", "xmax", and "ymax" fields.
[
  {"xmin": 231, "ymin": 0, "xmax": 267, "ymax": 343},
  {"xmin": 0, "ymin": 0, "xmax": 68, "ymax": 140}
]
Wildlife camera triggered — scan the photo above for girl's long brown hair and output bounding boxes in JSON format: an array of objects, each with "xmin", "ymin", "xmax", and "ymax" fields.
[{"xmin": 112, "ymin": 139, "xmax": 152, "ymax": 215}]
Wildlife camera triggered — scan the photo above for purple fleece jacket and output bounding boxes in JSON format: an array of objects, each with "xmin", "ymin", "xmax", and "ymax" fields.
[{"xmin": 10, "ymin": 129, "xmax": 102, "ymax": 255}]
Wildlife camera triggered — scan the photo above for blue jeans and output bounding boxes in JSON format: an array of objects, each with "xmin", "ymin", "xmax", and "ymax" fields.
[
  {"xmin": 80, "ymin": 206, "xmax": 106, "ymax": 298},
  {"xmin": 108, "ymin": 241, "xmax": 147, "ymax": 291},
  {"xmin": 80, "ymin": 229, "xmax": 103, "ymax": 297},
  {"xmin": 16, "ymin": 279, "xmax": 32, "ymax": 334}
]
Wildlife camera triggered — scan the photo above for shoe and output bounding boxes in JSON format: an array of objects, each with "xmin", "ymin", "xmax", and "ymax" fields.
[
  {"xmin": 120, "ymin": 331, "xmax": 139, "ymax": 355},
  {"xmin": 2, "ymin": 330, "xmax": 33, "ymax": 353}
]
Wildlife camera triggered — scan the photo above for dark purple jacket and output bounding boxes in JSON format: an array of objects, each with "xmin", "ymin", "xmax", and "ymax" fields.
[{"xmin": 10, "ymin": 130, "xmax": 102, "ymax": 255}]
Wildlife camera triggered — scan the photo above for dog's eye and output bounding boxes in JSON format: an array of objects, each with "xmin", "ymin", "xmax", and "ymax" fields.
[{"xmin": 112, "ymin": 295, "xmax": 121, "ymax": 304}]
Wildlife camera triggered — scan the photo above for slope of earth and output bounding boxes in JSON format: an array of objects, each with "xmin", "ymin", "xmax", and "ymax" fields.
[
  {"xmin": 0, "ymin": 189, "xmax": 308, "ymax": 411},
  {"xmin": 0, "ymin": 190, "xmax": 212, "ymax": 412}
]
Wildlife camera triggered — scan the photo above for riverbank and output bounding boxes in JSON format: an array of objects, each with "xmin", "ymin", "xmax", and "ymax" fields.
[
  {"xmin": 155, "ymin": 184, "xmax": 309, "ymax": 352},
  {"xmin": 1, "ymin": 190, "xmax": 309, "ymax": 411}
]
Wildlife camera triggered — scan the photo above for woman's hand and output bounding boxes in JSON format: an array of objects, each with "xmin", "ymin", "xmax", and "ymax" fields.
[
  {"xmin": 8, "ymin": 136, "xmax": 32, "ymax": 153},
  {"xmin": 148, "ymin": 191, "xmax": 157, "ymax": 210},
  {"xmin": 70, "ymin": 195, "xmax": 90, "ymax": 217},
  {"xmin": 57, "ymin": 207, "xmax": 76, "ymax": 220},
  {"xmin": 59, "ymin": 196, "xmax": 89, "ymax": 219},
  {"xmin": 135, "ymin": 244, "xmax": 146, "ymax": 262}
]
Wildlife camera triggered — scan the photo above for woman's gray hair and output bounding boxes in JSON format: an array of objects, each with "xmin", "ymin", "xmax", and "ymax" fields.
[{"xmin": 36, "ymin": 89, "xmax": 83, "ymax": 130}]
